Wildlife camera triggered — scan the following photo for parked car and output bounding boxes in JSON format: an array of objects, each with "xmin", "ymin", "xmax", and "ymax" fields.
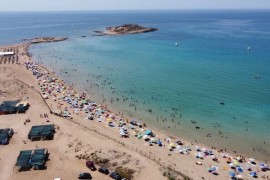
[
  {"xmin": 4, "ymin": 128, "xmax": 14, "ymax": 137},
  {"xmin": 110, "ymin": 172, "xmax": 121, "ymax": 180},
  {"xmin": 86, "ymin": 160, "xmax": 96, "ymax": 171},
  {"xmin": 98, "ymin": 167, "xmax": 109, "ymax": 175},
  {"xmin": 0, "ymin": 128, "xmax": 13, "ymax": 145},
  {"xmin": 78, "ymin": 173, "xmax": 92, "ymax": 179},
  {"xmin": 0, "ymin": 134, "xmax": 8, "ymax": 145}
]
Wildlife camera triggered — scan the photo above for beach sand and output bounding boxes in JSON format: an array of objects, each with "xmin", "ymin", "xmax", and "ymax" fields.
[{"xmin": 0, "ymin": 39, "xmax": 269, "ymax": 180}]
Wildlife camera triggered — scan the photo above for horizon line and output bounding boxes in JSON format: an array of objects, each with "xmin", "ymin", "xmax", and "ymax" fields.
[{"xmin": 0, "ymin": 8, "xmax": 270, "ymax": 13}]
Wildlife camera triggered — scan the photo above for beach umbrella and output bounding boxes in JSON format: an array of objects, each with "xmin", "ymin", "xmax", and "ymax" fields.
[
  {"xmin": 137, "ymin": 134, "xmax": 142, "ymax": 139},
  {"xmin": 236, "ymin": 167, "xmax": 243, "ymax": 173},
  {"xmin": 249, "ymin": 172, "xmax": 257, "ymax": 177},
  {"xmin": 202, "ymin": 148, "xmax": 207, "ymax": 152},
  {"xmin": 142, "ymin": 135, "xmax": 148, "ymax": 139},
  {"xmin": 229, "ymin": 172, "xmax": 235, "ymax": 177},
  {"xmin": 259, "ymin": 162, "xmax": 266, "ymax": 169},
  {"xmin": 245, "ymin": 164, "xmax": 252, "ymax": 171},
  {"xmin": 196, "ymin": 152, "xmax": 203, "ymax": 158},
  {"xmin": 233, "ymin": 160, "xmax": 240, "ymax": 166},
  {"xmin": 208, "ymin": 166, "xmax": 218, "ymax": 173},
  {"xmin": 169, "ymin": 143, "xmax": 176, "ymax": 148},
  {"xmin": 213, "ymin": 166, "xmax": 218, "ymax": 172},
  {"xmin": 107, "ymin": 118, "xmax": 112, "ymax": 122},
  {"xmin": 144, "ymin": 129, "xmax": 152, "ymax": 135},
  {"xmin": 120, "ymin": 131, "xmax": 125, "ymax": 136},
  {"xmin": 222, "ymin": 166, "xmax": 228, "ymax": 170},
  {"xmin": 249, "ymin": 158, "xmax": 255, "ymax": 162},
  {"xmin": 195, "ymin": 146, "xmax": 200, "ymax": 151},
  {"xmin": 236, "ymin": 174, "xmax": 243, "ymax": 179},
  {"xmin": 151, "ymin": 138, "xmax": 157, "ymax": 143},
  {"xmin": 118, "ymin": 121, "xmax": 123, "ymax": 126},
  {"xmin": 229, "ymin": 162, "xmax": 235, "ymax": 168},
  {"xmin": 220, "ymin": 153, "xmax": 225, "ymax": 157},
  {"xmin": 157, "ymin": 139, "xmax": 162, "ymax": 146},
  {"xmin": 226, "ymin": 158, "xmax": 232, "ymax": 163},
  {"xmin": 196, "ymin": 161, "xmax": 202, "ymax": 165}
]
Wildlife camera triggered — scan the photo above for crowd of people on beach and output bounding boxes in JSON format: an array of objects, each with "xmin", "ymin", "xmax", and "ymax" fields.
[{"xmin": 24, "ymin": 61, "xmax": 270, "ymax": 179}]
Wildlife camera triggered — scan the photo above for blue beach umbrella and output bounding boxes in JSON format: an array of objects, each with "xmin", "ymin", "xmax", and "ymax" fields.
[
  {"xmin": 250, "ymin": 172, "xmax": 257, "ymax": 177},
  {"xmin": 157, "ymin": 139, "xmax": 163, "ymax": 146},
  {"xmin": 144, "ymin": 129, "xmax": 152, "ymax": 135},
  {"xmin": 208, "ymin": 166, "xmax": 218, "ymax": 173},
  {"xmin": 229, "ymin": 172, "xmax": 235, "ymax": 177},
  {"xmin": 236, "ymin": 167, "xmax": 243, "ymax": 173},
  {"xmin": 259, "ymin": 162, "xmax": 266, "ymax": 169}
]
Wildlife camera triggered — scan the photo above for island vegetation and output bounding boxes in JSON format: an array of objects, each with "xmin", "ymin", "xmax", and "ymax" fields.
[{"xmin": 94, "ymin": 24, "xmax": 158, "ymax": 36}]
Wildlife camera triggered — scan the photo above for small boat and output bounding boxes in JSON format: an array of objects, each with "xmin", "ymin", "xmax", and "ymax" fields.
[
  {"xmin": 253, "ymin": 75, "xmax": 261, "ymax": 79},
  {"xmin": 219, "ymin": 101, "xmax": 225, "ymax": 105}
]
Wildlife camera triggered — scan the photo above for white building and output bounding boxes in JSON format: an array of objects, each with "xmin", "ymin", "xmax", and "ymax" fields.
[{"xmin": 0, "ymin": 52, "xmax": 14, "ymax": 56}]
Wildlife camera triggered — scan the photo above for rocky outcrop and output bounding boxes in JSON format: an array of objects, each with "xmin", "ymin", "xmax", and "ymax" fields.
[
  {"xmin": 94, "ymin": 24, "xmax": 158, "ymax": 36},
  {"xmin": 30, "ymin": 37, "xmax": 68, "ymax": 44}
]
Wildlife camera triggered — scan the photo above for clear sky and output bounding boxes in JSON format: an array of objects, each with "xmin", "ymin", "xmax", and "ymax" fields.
[{"xmin": 1, "ymin": 0, "xmax": 270, "ymax": 11}]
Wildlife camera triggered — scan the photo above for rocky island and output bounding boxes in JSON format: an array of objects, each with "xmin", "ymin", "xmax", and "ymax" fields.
[
  {"xmin": 94, "ymin": 24, "xmax": 158, "ymax": 36},
  {"xmin": 29, "ymin": 37, "xmax": 68, "ymax": 44}
]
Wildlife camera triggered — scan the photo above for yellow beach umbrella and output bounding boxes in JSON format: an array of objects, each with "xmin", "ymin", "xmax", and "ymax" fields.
[
  {"xmin": 169, "ymin": 143, "xmax": 176, "ymax": 148},
  {"xmin": 107, "ymin": 118, "xmax": 112, "ymax": 122},
  {"xmin": 233, "ymin": 160, "xmax": 239, "ymax": 166}
]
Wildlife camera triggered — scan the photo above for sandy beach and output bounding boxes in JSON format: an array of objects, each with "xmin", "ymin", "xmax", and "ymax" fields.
[{"xmin": 0, "ymin": 38, "xmax": 270, "ymax": 180}]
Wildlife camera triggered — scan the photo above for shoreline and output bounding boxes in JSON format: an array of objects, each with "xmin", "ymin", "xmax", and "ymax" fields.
[
  {"xmin": 1, "ymin": 37, "xmax": 270, "ymax": 179},
  {"xmin": 27, "ymin": 37, "xmax": 269, "ymax": 162},
  {"xmin": 29, "ymin": 42, "xmax": 270, "ymax": 162}
]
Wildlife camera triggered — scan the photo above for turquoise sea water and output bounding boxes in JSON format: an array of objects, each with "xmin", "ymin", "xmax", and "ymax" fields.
[{"xmin": 1, "ymin": 11, "xmax": 270, "ymax": 159}]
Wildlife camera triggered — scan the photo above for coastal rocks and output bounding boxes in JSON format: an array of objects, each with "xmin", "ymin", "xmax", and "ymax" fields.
[
  {"xmin": 93, "ymin": 24, "xmax": 158, "ymax": 36},
  {"xmin": 22, "ymin": 37, "xmax": 68, "ymax": 44}
]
